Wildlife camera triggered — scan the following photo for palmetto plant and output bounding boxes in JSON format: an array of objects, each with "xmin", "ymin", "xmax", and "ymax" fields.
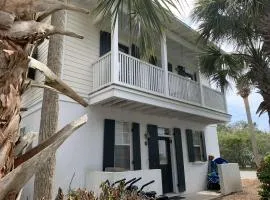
[
  {"xmin": 198, "ymin": 45, "xmax": 261, "ymax": 166},
  {"xmin": 94, "ymin": 0, "xmax": 183, "ymax": 59},
  {"xmin": 193, "ymin": 0, "xmax": 270, "ymax": 125}
]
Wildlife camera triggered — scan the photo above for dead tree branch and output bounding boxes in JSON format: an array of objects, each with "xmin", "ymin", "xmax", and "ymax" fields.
[{"xmin": 0, "ymin": 115, "xmax": 88, "ymax": 200}]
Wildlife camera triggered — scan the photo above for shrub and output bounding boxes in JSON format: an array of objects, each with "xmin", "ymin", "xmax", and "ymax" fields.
[
  {"xmin": 257, "ymin": 155, "xmax": 270, "ymax": 199},
  {"xmin": 56, "ymin": 181, "xmax": 150, "ymax": 200}
]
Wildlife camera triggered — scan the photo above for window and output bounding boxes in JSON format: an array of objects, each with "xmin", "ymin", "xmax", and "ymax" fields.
[
  {"xmin": 27, "ymin": 68, "xmax": 36, "ymax": 80},
  {"xmin": 119, "ymin": 43, "xmax": 129, "ymax": 54},
  {"xmin": 193, "ymin": 131, "xmax": 204, "ymax": 161},
  {"xmin": 158, "ymin": 127, "xmax": 170, "ymax": 137},
  {"xmin": 186, "ymin": 129, "xmax": 207, "ymax": 162},
  {"xmin": 114, "ymin": 121, "xmax": 131, "ymax": 169}
]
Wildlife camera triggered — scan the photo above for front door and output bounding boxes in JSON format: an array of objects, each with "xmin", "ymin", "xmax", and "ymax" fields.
[{"xmin": 158, "ymin": 137, "xmax": 173, "ymax": 193}]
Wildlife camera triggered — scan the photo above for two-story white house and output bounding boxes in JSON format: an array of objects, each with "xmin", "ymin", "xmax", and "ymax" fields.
[{"xmin": 21, "ymin": 0, "xmax": 231, "ymax": 199}]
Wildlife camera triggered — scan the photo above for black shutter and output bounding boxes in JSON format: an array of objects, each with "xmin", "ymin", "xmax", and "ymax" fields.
[
  {"xmin": 174, "ymin": 128, "xmax": 186, "ymax": 192},
  {"xmin": 193, "ymin": 72, "xmax": 197, "ymax": 82},
  {"xmin": 132, "ymin": 123, "xmax": 141, "ymax": 170},
  {"xmin": 100, "ymin": 31, "xmax": 111, "ymax": 56},
  {"xmin": 186, "ymin": 129, "xmax": 195, "ymax": 162},
  {"xmin": 200, "ymin": 131, "xmax": 207, "ymax": 161},
  {"xmin": 103, "ymin": 119, "xmax": 115, "ymax": 171},
  {"xmin": 149, "ymin": 56, "xmax": 157, "ymax": 66},
  {"xmin": 168, "ymin": 63, "xmax": 173, "ymax": 72},
  {"xmin": 147, "ymin": 124, "xmax": 159, "ymax": 169},
  {"xmin": 131, "ymin": 44, "xmax": 140, "ymax": 58}
]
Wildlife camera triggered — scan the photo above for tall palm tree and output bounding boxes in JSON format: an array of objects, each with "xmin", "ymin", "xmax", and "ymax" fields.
[
  {"xmin": 236, "ymin": 76, "xmax": 260, "ymax": 167},
  {"xmin": 199, "ymin": 46, "xmax": 261, "ymax": 167},
  {"xmin": 193, "ymin": 0, "xmax": 270, "ymax": 126}
]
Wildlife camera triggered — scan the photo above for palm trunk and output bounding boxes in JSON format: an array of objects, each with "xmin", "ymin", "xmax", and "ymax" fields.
[
  {"xmin": 33, "ymin": 10, "xmax": 65, "ymax": 200},
  {"xmin": 0, "ymin": 42, "xmax": 29, "ymax": 178},
  {"xmin": 243, "ymin": 96, "xmax": 260, "ymax": 167}
]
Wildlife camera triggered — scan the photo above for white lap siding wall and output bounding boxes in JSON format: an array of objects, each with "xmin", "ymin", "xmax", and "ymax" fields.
[{"xmin": 54, "ymin": 101, "xmax": 220, "ymax": 196}]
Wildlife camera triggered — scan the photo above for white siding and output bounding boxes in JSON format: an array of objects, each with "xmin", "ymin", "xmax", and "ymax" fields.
[
  {"xmin": 22, "ymin": 40, "xmax": 48, "ymax": 108},
  {"xmin": 52, "ymin": 102, "xmax": 220, "ymax": 196},
  {"xmin": 62, "ymin": 11, "xmax": 100, "ymax": 98}
]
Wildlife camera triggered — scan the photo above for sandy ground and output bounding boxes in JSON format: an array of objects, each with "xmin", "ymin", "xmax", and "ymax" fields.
[{"xmin": 220, "ymin": 179, "xmax": 260, "ymax": 200}]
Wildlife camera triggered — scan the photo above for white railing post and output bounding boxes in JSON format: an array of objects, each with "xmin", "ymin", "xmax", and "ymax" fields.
[
  {"xmin": 197, "ymin": 70, "xmax": 205, "ymax": 106},
  {"xmin": 161, "ymin": 33, "xmax": 169, "ymax": 96},
  {"xmin": 111, "ymin": 9, "xmax": 119, "ymax": 84}
]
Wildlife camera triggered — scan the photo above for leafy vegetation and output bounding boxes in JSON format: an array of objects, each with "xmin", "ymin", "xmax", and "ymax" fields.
[
  {"xmin": 218, "ymin": 121, "xmax": 270, "ymax": 168},
  {"xmin": 257, "ymin": 155, "xmax": 270, "ymax": 199},
  {"xmin": 56, "ymin": 181, "xmax": 151, "ymax": 200}
]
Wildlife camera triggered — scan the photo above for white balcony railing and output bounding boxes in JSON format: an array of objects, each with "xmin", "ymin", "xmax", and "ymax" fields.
[
  {"xmin": 91, "ymin": 51, "xmax": 227, "ymax": 113},
  {"xmin": 203, "ymin": 86, "xmax": 226, "ymax": 112},
  {"xmin": 92, "ymin": 52, "xmax": 111, "ymax": 91},
  {"xmin": 119, "ymin": 52, "xmax": 165, "ymax": 94},
  {"xmin": 168, "ymin": 72, "xmax": 201, "ymax": 104}
]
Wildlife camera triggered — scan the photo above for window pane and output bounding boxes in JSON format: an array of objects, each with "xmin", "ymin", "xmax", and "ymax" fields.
[
  {"xmin": 115, "ymin": 121, "xmax": 130, "ymax": 145},
  {"xmin": 114, "ymin": 145, "xmax": 130, "ymax": 169},
  {"xmin": 158, "ymin": 127, "xmax": 170, "ymax": 136},
  {"xmin": 159, "ymin": 140, "xmax": 168, "ymax": 165},
  {"xmin": 114, "ymin": 121, "xmax": 131, "ymax": 169},
  {"xmin": 194, "ymin": 146, "xmax": 202, "ymax": 161},
  {"xmin": 193, "ymin": 132, "xmax": 201, "ymax": 146}
]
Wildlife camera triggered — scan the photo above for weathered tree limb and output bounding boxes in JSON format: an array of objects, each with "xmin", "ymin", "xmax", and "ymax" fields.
[
  {"xmin": 30, "ymin": 81, "xmax": 61, "ymax": 94},
  {"xmin": 0, "ymin": 115, "xmax": 88, "ymax": 200},
  {"xmin": 1, "ymin": 20, "xmax": 83, "ymax": 43},
  {"xmin": 0, "ymin": 11, "xmax": 15, "ymax": 30},
  {"xmin": 0, "ymin": 0, "xmax": 89, "ymax": 21},
  {"xmin": 14, "ymin": 132, "xmax": 37, "ymax": 156},
  {"xmin": 29, "ymin": 57, "xmax": 88, "ymax": 107}
]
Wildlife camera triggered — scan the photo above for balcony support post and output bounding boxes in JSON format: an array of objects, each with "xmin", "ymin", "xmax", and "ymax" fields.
[
  {"xmin": 198, "ymin": 70, "xmax": 205, "ymax": 106},
  {"xmin": 111, "ymin": 10, "xmax": 119, "ymax": 84},
  {"xmin": 161, "ymin": 33, "xmax": 169, "ymax": 96}
]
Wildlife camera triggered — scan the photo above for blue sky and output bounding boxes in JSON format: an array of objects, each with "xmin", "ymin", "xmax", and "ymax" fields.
[{"xmin": 179, "ymin": 1, "xmax": 269, "ymax": 132}]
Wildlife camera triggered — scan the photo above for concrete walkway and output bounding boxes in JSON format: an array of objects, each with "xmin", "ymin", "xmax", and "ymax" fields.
[
  {"xmin": 240, "ymin": 170, "xmax": 257, "ymax": 179},
  {"xmin": 184, "ymin": 191, "xmax": 221, "ymax": 200}
]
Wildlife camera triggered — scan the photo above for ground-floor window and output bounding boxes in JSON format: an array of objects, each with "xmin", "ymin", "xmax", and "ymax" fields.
[
  {"xmin": 186, "ymin": 129, "xmax": 207, "ymax": 162},
  {"xmin": 193, "ymin": 131, "xmax": 204, "ymax": 161},
  {"xmin": 114, "ymin": 121, "xmax": 131, "ymax": 169}
]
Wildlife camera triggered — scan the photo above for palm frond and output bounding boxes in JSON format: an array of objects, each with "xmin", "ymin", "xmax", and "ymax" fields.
[
  {"xmin": 93, "ymin": 0, "xmax": 183, "ymax": 58},
  {"xmin": 199, "ymin": 45, "xmax": 244, "ymax": 89}
]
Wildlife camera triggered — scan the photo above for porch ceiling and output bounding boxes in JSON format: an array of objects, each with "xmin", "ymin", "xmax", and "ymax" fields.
[{"xmin": 89, "ymin": 85, "xmax": 231, "ymax": 125}]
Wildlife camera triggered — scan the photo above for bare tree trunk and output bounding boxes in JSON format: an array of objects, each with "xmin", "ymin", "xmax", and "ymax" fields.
[
  {"xmin": 33, "ymin": 10, "xmax": 65, "ymax": 200},
  {"xmin": 243, "ymin": 97, "xmax": 260, "ymax": 167}
]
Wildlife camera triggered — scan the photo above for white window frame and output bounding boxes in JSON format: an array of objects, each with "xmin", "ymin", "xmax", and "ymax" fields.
[{"xmin": 114, "ymin": 121, "xmax": 132, "ymax": 170}]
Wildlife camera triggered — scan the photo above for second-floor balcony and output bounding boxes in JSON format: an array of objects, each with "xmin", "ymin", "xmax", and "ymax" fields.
[
  {"xmin": 89, "ymin": 15, "xmax": 230, "ymax": 124},
  {"xmin": 90, "ymin": 51, "xmax": 229, "ymax": 123}
]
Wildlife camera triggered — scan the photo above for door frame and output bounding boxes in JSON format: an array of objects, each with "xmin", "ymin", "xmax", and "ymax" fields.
[
  {"xmin": 158, "ymin": 136, "xmax": 174, "ymax": 193},
  {"xmin": 156, "ymin": 127, "xmax": 181, "ymax": 194},
  {"xmin": 157, "ymin": 128, "xmax": 185, "ymax": 194}
]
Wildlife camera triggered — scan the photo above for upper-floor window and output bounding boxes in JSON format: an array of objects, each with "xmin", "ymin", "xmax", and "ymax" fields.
[{"xmin": 27, "ymin": 68, "xmax": 36, "ymax": 80}]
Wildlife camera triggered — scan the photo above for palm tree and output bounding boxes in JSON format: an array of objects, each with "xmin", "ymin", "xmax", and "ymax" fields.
[
  {"xmin": 199, "ymin": 46, "xmax": 261, "ymax": 166},
  {"xmin": 0, "ymin": 0, "xmax": 182, "ymax": 199},
  {"xmin": 94, "ymin": 0, "xmax": 183, "ymax": 59},
  {"xmin": 193, "ymin": 0, "xmax": 270, "ymax": 126},
  {"xmin": 236, "ymin": 76, "xmax": 260, "ymax": 167}
]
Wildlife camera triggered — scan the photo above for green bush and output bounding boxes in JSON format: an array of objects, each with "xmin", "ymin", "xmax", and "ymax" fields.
[
  {"xmin": 257, "ymin": 155, "xmax": 270, "ymax": 199},
  {"xmin": 218, "ymin": 122, "xmax": 270, "ymax": 168}
]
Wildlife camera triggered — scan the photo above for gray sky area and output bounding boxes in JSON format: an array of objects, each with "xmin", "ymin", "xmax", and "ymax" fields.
[{"xmin": 178, "ymin": 0, "xmax": 269, "ymax": 131}]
